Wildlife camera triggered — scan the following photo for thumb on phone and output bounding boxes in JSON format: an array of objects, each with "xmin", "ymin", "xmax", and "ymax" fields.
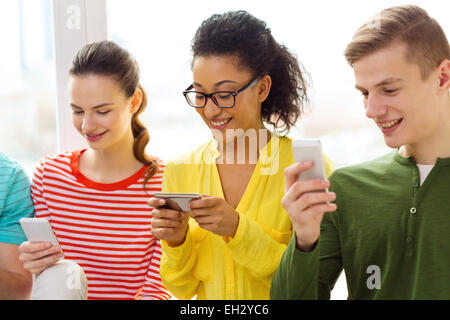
[{"xmin": 148, "ymin": 197, "xmax": 165, "ymax": 208}]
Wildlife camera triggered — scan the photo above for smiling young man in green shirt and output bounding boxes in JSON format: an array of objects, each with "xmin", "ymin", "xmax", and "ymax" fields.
[{"xmin": 271, "ymin": 5, "xmax": 450, "ymax": 300}]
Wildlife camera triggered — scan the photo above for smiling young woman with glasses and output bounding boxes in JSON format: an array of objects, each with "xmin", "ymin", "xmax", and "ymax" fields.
[{"xmin": 148, "ymin": 10, "xmax": 334, "ymax": 300}]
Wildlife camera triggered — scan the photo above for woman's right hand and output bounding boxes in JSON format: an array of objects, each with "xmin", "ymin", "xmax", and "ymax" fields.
[
  {"xmin": 282, "ymin": 161, "xmax": 337, "ymax": 252},
  {"xmin": 148, "ymin": 197, "xmax": 189, "ymax": 247},
  {"xmin": 18, "ymin": 241, "xmax": 63, "ymax": 275}
]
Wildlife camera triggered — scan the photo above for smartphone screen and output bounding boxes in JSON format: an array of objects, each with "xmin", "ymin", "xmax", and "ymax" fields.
[
  {"xmin": 160, "ymin": 198, "xmax": 183, "ymax": 211},
  {"xmin": 292, "ymin": 139, "xmax": 326, "ymax": 181},
  {"xmin": 19, "ymin": 218, "xmax": 61, "ymax": 248},
  {"xmin": 153, "ymin": 193, "xmax": 201, "ymax": 212}
]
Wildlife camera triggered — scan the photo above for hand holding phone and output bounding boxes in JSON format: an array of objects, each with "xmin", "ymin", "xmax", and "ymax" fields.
[
  {"xmin": 149, "ymin": 193, "xmax": 201, "ymax": 246},
  {"xmin": 292, "ymin": 139, "xmax": 327, "ymax": 188},
  {"xmin": 282, "ymin": 139, "xmax": 337, "ymax": 252},
  {"xmin": 18, "ymin": 218, "xmax": 64, "ymax": 274}
]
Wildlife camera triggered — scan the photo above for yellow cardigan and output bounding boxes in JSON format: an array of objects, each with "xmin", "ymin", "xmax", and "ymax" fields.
[{"xmin": 160, "ymin": 136, "xmax": 334, "ymax": 299}]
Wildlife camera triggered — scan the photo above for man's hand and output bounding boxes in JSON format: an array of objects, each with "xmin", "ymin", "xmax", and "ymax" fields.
[{"xmin": 282, "ymin": 161, "xmax": 337, "ymax": 252}]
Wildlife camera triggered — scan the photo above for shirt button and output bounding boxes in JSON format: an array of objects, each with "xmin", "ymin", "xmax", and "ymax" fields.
[{"xmin": 410, "ymin": 207, "xmax": 417, "ymax": 214}]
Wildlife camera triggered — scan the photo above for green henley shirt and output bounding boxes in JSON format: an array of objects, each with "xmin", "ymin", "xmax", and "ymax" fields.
[{"xmin": 271, "ymin": 151, "xmax": 450, "ymax": 300}]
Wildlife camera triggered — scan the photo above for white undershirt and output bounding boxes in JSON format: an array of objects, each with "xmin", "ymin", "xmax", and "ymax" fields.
[{"xmin": 417, "ymin": 164, "xmax": 434, "ymax": 186}]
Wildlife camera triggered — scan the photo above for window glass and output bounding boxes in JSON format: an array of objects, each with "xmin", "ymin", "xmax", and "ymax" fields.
[
  {"xmin": 0, "ymin": 0, "xmax": 56, "ymax": 175},
  {"xmin": 107, "ymin": 0, "xmax": 448, "ymax": 168}
]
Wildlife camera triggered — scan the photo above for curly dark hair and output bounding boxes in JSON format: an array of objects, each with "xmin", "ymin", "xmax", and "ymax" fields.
[{"xmin": 191, "ymin": 10, "xmax": 310, "ymax": 134}]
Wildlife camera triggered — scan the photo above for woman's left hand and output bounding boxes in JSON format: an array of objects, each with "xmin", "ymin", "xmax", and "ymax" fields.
[{"xmin": 188, "ymin": 196, "xmax": 240, "ymax": 238}]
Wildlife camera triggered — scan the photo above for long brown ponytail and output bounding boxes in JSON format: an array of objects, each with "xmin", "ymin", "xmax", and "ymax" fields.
[
  {"xmin": 69, "ymin": 41, "xmax": 159, "ymax": 188},
  {"xmin": 131, "ymin": 84, "xmax": 159, "ymax": 187}
]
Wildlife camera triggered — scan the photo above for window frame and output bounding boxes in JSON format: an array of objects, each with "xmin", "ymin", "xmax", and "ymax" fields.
[{"xmin": 52, "ymin": 0, "xmax": 108, "ymax": 152}]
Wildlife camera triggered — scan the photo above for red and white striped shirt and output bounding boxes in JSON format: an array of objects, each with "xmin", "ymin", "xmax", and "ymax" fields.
[{"xmin": 31, "ymin": 149, "xmax": 171, "ymax": 300}]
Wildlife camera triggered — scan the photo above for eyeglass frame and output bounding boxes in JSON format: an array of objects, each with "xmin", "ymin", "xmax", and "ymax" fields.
[{"xmin": 182, "ymin": 77, "xmax": 260, "ymax": 109}]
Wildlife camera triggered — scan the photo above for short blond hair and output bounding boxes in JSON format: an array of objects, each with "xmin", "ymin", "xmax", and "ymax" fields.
[{"xmin": 345, "ymin": 5, "xmax": 450, "ymax": 79}]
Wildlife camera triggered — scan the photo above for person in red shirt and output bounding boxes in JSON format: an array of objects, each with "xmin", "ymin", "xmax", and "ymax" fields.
[{"xmin": 18, "ymin": 41, "xmax": 170, "ymax": 300}]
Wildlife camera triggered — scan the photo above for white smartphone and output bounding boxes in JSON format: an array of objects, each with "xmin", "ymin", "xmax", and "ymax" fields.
[
  {"xmin": 153, "ymin": 193, "xmax": 201, "ymax": 212},
  {"xmin": 19, "ymin": 218, "xmax": 61, "ymax": 249},
  {"xmin": 292, "ymin": 139, "xmax": 327, "ymax": 190}
]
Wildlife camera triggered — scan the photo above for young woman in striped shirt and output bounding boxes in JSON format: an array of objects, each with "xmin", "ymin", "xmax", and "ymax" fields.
[{"xmin": 18, "ymin": 41, "xmax": 170, "ymax": 300}]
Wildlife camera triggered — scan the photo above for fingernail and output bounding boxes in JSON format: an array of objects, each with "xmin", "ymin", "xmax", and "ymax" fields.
[
  {"xmin": 322, "ymin": 180, "xmax": 329, "ymax": 186},
  {"xmin": 158, "ymin": 199, "xmax": 165, "ymax": 205}
]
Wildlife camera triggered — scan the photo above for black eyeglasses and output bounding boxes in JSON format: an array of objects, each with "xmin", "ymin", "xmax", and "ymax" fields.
[{"xmin": 183, "ymin": 77, "xmax": 259, "ymax": 108}]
